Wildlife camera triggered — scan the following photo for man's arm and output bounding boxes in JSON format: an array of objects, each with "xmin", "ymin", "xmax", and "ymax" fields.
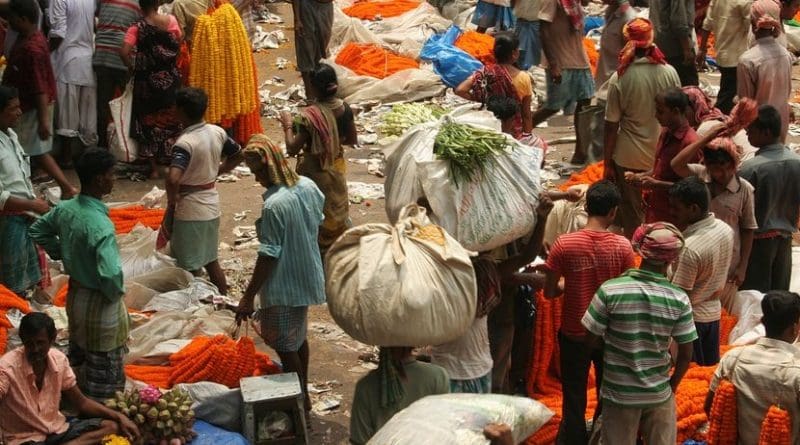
[
  {"xmin": 47, "ymin": 0, "xmax": 66, "ymax": 52},
  {"xmin": 454, "ymin": 74, "xmax": 476, "ymax": 100},
  {"xmin": 165, "ymin": 166, "xmax": 184, "ymax": 208},
  {"xmin": 603, "ymin": 121, "xmax": 620, "ymax": 180},
  {"xmin": 670, "ymin": 122, "xmax": 726, "ymax": 177},
  {"xmin": 218, "ymin": 138, "xmax": 244, "ymax": 176},
  {"xmin": 670, "ymin": 341, "xmax": 693, "ymax": 392},
  {"xmin": 95, "ymin": 234, "xmax": 125, "ymax": 300},
  {"xmin": 497, "ymin": 195, "xmax": 554, "ymax": 277},
  {"xmin": 35, "ymin": 93, "xmax": 51, "ymax": 141},
  {"xmin": 1, "ymin": 195, "xmax": 50, "ymax": 215},
  {"xmin": 733, "ymin": 228, "xmax": 754, "ymax": 285},
  {"xmin": 291, "ymin": 0, "xmax": 303, "ymax": 36},
  {"xmin": 539, "ymin": 21, "xmax": 561, "ymax": 82},
  {"xmin": 235, "ymin": 254, "xmax": 277, "ymax": 322},
  {"xmin": 29, "ymin": 209, "xmax": 61, "ymax": 260},
  {"xmin": 63, "ymin": 385, "xmax": 140, "ymax": 440},
  {"xmin": 736, "ymin": 61, "xmax": 755, "ymax": 100}
]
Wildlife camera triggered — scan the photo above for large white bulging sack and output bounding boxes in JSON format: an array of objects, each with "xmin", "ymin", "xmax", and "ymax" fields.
[
  {"xmin": 325, "ymin": 204, "xmax": 477, "ymax": 346},
  {"xmin": 108, "ymin": 81, "xmax": 138, "ymax": 162},
  {"xmin": 384, "ymin": 107, "xmax": 544, "ymax": 252},
  {"xmin": 367, "ymin": 394, "xmax": 554, "ymax": 445}
]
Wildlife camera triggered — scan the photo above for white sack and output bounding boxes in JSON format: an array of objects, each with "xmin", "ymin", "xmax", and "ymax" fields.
[
  {"xmin": 108, "ymin": 82, "xmax": 138, "ymax": 163},
  {"xmin": 729, "ymin": 290, "xmax": 765, "ymax": 346},
  {"xmin": 326, "ymin": 60, "xmax": 445, "ymax": 105},
  {"xmin": 325, "ymin": 204, "xmax": 477, "ymax": 346},
  {"xmin": 791, "ymin": 246, "xmax": 800, "ymax": 294},
  {"xmin": 118, "ymin": 225, "xmax": 176, "ymax": 279},
  {"xmin": 384, "ymin": 107, "xmax": 544, "ymax": 252},
  {"xmin": 175, "ymin": 382, "xmax": 242, "ymax": 432},
  {"xmin": 143, "ymin": 278, "xmax": 219, "ymax": 312},
  {"xmin": 368, "ymin": 394, "xmax": 554, "ymax": 445}
]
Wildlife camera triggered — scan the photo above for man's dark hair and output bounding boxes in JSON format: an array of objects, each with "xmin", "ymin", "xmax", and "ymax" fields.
[
  {"xmin": 702, "ymin": 146, "xmax": 735, "ymax": 165},
  {"xmin": 9, "ymin": 0, "xmax": 40, "ymax": 23},
  {"xmin": 0, "ymin": 86, "xmax": 19, "ymax": 111},
  {"xmin": 311, "ymin": 63, "xmax": 339, "ymax": 99},
  {"xmin": 75, "ymin": 148, "xmax": 116, "ymax": 187},
  {"xmin": 658, "ymin": 88, "xmax": 690, "ymax": 113},
  {"xmin": 762, "ymin": 290, "xmax": 800, "ymax": 338},
  {"xmin": 585, "ymin": 180, "xmax": 621, "ymax": 217},
  {"xmin": 486, "ymin": 95, "xmax": 519, "ymax": 121},
  {"xmin": 175, "ymin": 87, "xmax": 208, "ymax": 122},
  {"xmin": 138, "ymin": 0, "xmax": 158, "ymax": 11},
  {"xmin": 668, "ymin": 176, "xmax": 710, "ymax": 214},
  {"xmin": 19, "ymin": 312, "xmax": 56, "ymax": 341},
  {"xmin": 493, "ymin": 32, "xmax": 519, "ymax": 64},
  {"xmin": 750, "ymin": 105, "xmax": 782, "ymax": 139}
]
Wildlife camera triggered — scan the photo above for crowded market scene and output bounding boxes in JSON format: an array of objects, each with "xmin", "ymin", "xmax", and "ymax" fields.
[{"xmin": 1, "ymin": 0, "xmax": 800, "ymax": 442}]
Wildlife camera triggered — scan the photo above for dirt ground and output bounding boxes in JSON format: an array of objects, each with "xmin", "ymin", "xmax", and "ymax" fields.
[{"xmin": 52, "ymin": 3, "xmax": 800, "ymax": 443}]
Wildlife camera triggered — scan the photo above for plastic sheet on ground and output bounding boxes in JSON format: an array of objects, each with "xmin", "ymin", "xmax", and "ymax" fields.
[
  {"xmin": 420, "ymin": 25, "xmax": 482, "ymax": 88},
  {"xmin": 367, "ymin": 394, "xmax": 553, "ymax": 445},
  {"xmin": 325, "ymin": 59, "xmax": 445, "ymax": 105},
  {"xmin": 125, "ymin": 307, "xmax": 237, "ymax": 364},
  {"xmin": 142, "ymin": 278, "xmax": 220, "ymax": 312},
  {"xmin": 192, "ymin": 420, "xmax": 249, "ymax": 445},
  {"xmin": 118, "ymin": 226, "xmax": 176, "ymax": 279}
]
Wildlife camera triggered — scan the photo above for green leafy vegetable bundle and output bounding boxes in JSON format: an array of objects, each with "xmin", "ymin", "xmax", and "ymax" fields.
[
  {"xmin": 381, "ymin": 103, "xmax": 447, "ymax": 136},
  {"xmin": 433, "ymin": 122, "xmax": 511, "ymax": 186}
]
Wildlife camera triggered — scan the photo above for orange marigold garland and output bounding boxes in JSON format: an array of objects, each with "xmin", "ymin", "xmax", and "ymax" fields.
[
  {"xmin": 0, "ymin": 286, "xmax": 32, "ymax": 354},
  {"xmin": 758, "ymin": 405, "xmax": 792, "ymax": 445},
  {"xmin": 109, "ymin": 206, "xmax": 166, "ymax": 234},
  {"xmin": 558, "ymin": 162, "xmax": 605, "ymax": 191},
  {"xmin": 707, "ymin": 379, "xmax": 737, "ymax": 445}
]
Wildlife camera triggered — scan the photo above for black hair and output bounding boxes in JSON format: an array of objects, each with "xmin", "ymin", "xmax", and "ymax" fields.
[
  {"xmin": 0, "ymin": 86, "xmax": 18, "ymax": 111},
  {"xmin": 311, "ymin": 63, "xmax": 338, "ymax": 99},
  {"xmin": 702, "ymin": 146, "xmax": 735, "ymax": 165},
  {"xmin": 75, "ymin": 148, "xmax": 116, "ymax": 188},
  {"xmin": 585, "ymin": 180, "xmax": 622, "ymax": 217},
  {"xmin": 762, "ymin": 290, "xmax": 800, "ymax": 338},
  {"xmin": 493, "ymin": 32, "xmax": 519, "ymax": 64},
  {"xmin": 486, "ymin": 95, "xmax": 520, "ymax": 121},
  {"xmin": 175, "ymin": 87, "xmax": 208, "ymax": 122},
  {"xmin": 668, "ymin": 176, "xmax": 710, "ymax": 213},
  {"xmin": 657, "ymin": 88, "xmax": 690, "ymax": 113},
  {"xmin": 19, "ymin": 312, "xmax": 56, "ymax": 341},
  {"xmin": 138, "ymin": 0, "xmax": 158, "ymax": 11},
  {"xmin": 9, "ymin": 0, "xmax": 40, "ymax": 23},
  {"xmin": 750, "ymin": 104, "xmax": 782, "ymax": 139}
]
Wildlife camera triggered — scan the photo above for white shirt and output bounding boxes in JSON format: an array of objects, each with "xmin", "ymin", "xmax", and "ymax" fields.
[
  {"xmin": 0, "ymin": 128, "xmax": 36, "ymax": 210},
  {"xmin": 48, "ymin": 0, "xmax": 96, "ymax": 86},
  {"xmin": 431, "ymin": 317, "xmax": 493, "ymax": 381}
]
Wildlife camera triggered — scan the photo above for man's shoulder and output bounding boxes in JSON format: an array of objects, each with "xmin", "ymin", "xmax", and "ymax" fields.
[{"xmin": 0, "ymin": 347, "xmax": 25, "ymax": 370}]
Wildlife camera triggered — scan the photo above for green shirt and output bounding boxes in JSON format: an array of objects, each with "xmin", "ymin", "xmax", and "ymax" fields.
[
  {"xmin": 29, "ymin": 195, "xmax": 125, "ymax": 299},
  {"xmin": 349, "ymin": 361, "xmax": 450, "ymax": 445}
]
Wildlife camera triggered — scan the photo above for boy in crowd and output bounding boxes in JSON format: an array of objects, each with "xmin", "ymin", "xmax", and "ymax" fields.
[
  {"xmin": 541, "ymin": 180, "xmax": 635, "ymax": 445},
  {"xmin": 668, "ymin": 177, "xmax": 734, "ymax": 365},
  {"xmin": 739, "ymin": 105, "xmax": 800, "ymax": 292}
]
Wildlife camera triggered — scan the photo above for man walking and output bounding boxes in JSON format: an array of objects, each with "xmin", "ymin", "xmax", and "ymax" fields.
[
  {"xmin": 292, "ymin": 0, "xmax": 333, "ymax": 100},
  {"xmin": 650, "ymin": 0, "xmax": 698, "ymax": 86},
  {"xmin": 29, "ymin": 149, "xmax": 129, "ymax": 401},
  {"xmin": 583, "ymin": 222, "xmax": 697, "ymax": 445}
]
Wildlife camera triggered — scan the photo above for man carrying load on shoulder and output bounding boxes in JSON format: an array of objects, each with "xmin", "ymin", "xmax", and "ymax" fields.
[
  {"xmin": 235, "ymin": 134, "xmax": 326, "ymax": 414},
  {"xmin": 583, "ymin": 222, "xmax": 697, "ymax": 445},
  {"xmin": 29, "ymin": 148, "xmax": 130, "ymax": 402}
]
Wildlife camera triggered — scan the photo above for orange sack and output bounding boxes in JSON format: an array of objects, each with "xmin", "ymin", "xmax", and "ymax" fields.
[
  {"xmin": 342, "ymin": 0, "xmax": 421, "ymax": 20},
  {"xmin": 583, "ymin": 38, "xmax": 598, "ymax": 76},
  {"xmin": 335, "ymin": 43, "xmax": 420, "ymax": 79},
  {"xmin": 455, "ymin": 30, "xmax": 496, "ymax": 65}
]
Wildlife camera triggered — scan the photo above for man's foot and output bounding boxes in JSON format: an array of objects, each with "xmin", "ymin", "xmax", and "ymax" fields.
[{"xmin": 569, "ymin": 155, "xmax": 588, "ymax": 166}]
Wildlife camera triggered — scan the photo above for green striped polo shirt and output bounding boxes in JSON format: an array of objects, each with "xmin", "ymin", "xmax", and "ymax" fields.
[{"xmin": 582, "ymin": 268, "xmax": 698, "ymax": 408}]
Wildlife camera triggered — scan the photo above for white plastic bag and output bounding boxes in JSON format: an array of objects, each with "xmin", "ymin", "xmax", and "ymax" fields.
[
  {"xmin": 326, "ymin": 60, "xmax": 446, "ymax": 105},
  {"xmin": 143, "ymin": 278, "xmax": 219, "ymax": 312},
  {"xmin": 367, "ymin": 394, "xmax": 554, "ymax": 445},
  {"xmin": 385, "ymin": 107, "xmax": 544, "ymax": 252},
  {"xmin": 325, "ymin": 204, "xmax": 477, "ymax": 346},
  {"xmin": 117, "ymin": 225, "xmax": 176, "ymax": 279},
  {"xmin": 108, "ymin": 81, "xmax": 138, "ymax": 162},
  {"xmin": 729, "ymin": 290, "xmax": 766, "ymax": 346}
]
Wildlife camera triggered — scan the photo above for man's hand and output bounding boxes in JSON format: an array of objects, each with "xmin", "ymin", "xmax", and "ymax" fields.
[
  {"xmin": 730, "ymin": 265, "xmax": 747, "ymax": 286},
  {"xmin": 279, "ymin": 111, "xmax": 293, "ymax": 129},
  {"xmin": 565, "ymin": 187, "xmax": 584, "ymax": 202},
  {"xmin": 536, "ymin": 194, "xmax": 554, "ymax": 218},
  {"xmin": 484, "ymin": 423, "xmax": 514, "ymax": 445},
  {"xmin": 61, "ymin": 186, "xmax": 78, "ymax": 200},
  {"xmin": 639, "ymin": 175, "xmax": 660, "ymax": 189},
  {"xmin": 548, "ymin": 65, "xmax": 562, "ymax": 85},
  {"xmin": 30, "ymin": 198, "xmax": 50, "ymax": 215},
  {"xmin": 116, "ymin": 414, "xmax": 141, "ymax": 441},
  {"xmin": 38, "ymin": 121, "xmax": 51, "ymax": 141},
  {"xmin": 235, "ymin": 296, "xmax": 255, "ymax": 325},
  {"xmin": 624, "ymin": 171, "xmax": 642, "ymax": 184}
]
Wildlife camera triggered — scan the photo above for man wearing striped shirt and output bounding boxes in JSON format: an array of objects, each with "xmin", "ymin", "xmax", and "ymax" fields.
[
  {"xmin": 583, "ymin": 222, "xmax": 697, "ymax": 445},
  {"xmin": 542, "ymin": 180, "xmax": 635, "ymax": 445},
  {"xmin": 93, "ymin": 0, "xmax": 140, "ymax": 149},
  {"xmin": 668, "ymin": 176, "xmax": 734, "ymax": 366}
]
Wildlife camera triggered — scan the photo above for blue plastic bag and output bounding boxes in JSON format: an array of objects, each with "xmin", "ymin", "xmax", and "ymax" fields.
[
  {"xmin": 584, "ymin": 16, "xmax": 604, "ymax": 34},
  {"xmin": 420, "ymin": 25, "xmax": 483, "ymax": 88},
  {"xmin": 191, "ymin": 420, "xmax": 249, "ymax": 445}
]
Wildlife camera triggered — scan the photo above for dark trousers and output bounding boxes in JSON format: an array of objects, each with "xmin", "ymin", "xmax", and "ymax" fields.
[
  {"xmin": 692, "ymin": 320, "xmax": 720, "ymax": 366},
  {"xmin": 488, "ymin": 286, "xmax": 535, "ymax": 394},
  {"xmin": 556, "ymin": 332, "xmax": 603, "ymax": 445},
  {"xmin": 666, "ymin": 56, "xmax": 699, "ymax": 87},
  {"xmin": 95, "ymin": 66, "xmax": 130, "ymax": 149},
  {"xmin": 741, "ymin": 236, "xmax": 792, "ymax": 293},
  {"xmin": 716, "ymin": 67, "xmax": 737, "ymax": 115}
]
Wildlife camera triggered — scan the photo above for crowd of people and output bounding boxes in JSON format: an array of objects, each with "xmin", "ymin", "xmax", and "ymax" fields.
[{"xmin": 1, "ymin": 0, "xmax": 800, "ymax": 444}]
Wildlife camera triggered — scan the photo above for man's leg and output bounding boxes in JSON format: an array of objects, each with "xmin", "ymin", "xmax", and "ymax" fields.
[
  {"xmin": 488, "ymin": 290, "xmax": 516, "ymax": 394},
  {"xmin": 666, "ymin": 57, "xmax": 699, "ymax": 86},
  {"xmin": 263, "ymin": 307, "xmax": 311, "ymax": 410},
  {"xmin": 692, "ymin": 321, "xmax": 720, "ymax": 365},
  {"xmin": 601, "ymin": 402, "xmax": 641, "ymax": 445},
  {"xmin": 590, "ymin": 345, "xmax": 604, "ymax": 424},
  {"xmin": 556, "ymin": 333, "xmax": 593, "ymax": 445},
  {"xmin": 773, "ymin": 236, "xmax": 793, "ymax": 291},
  {"xmin": 74, "ymin": 345, "xmax": 126, "ymax": 402},
  {"xmin": 741, "ymin": 237, "xmax": 776, "ymax": 292},
  {"xmin": 716, "ymin": 67, "xmax": 737, "ymax": 115},
  {"xmin": 509, "ymin": 318, "xmax": 533, "ymax": 394},
  {"xmin": 95, "ymin": 67, "xmax": 114, "ymax": 149},
  {"xmin": 572, "ymin": 99, "xmax": 593, "ymax": 165},
  {"xmin": 204, "ymin": 260, "xmax": 229, "ymax": 295},
  {"xmin": 613, "ymin": 163, "xmax": 645, "ymax": 238},
  {"xmin": 639, "ymin": 395, "xmax": 677, "ymax": 445}
]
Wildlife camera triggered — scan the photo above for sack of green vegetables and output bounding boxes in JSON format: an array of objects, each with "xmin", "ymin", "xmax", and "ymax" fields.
[{"xmin": 384, "ymin": 106, "xmax": 544, "ymax": 252}]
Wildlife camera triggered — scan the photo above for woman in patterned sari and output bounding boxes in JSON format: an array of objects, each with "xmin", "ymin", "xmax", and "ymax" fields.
[
  {"xmin": 279, "ymin": 63, "xmax": 356, "ymax": 255},
  {"xmin": 455, "ymin": 32, "xmax": 534, "ymax": 139},
  {"xmin": 119, "ymin": 0, "xmax": 184, "ymax": 178}
]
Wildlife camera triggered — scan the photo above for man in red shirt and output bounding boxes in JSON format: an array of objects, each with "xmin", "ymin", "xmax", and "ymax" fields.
[
  {"xmin": 627, "ymin": 88, "xmax": 699, "ymax": 224},
  {"xmin": 2, "ymin": 0, "xmax": 76, "ymax": 198},
  {"xmin": 540, "ymin": 180, "xmax": 636, "ymax": 445}
]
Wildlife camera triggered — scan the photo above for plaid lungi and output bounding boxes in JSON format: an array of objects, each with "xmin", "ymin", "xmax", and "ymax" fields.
[
  {"xmin": 69, "ymin": 343, "xmax": 127, "ymax": 402},
  {"xmin": 260, "ymin": 306, "xmax": 308, "ymax": 353},
  {"xmin": 0, "ymin": 214, "xmax": 43, "ymax": 295}
]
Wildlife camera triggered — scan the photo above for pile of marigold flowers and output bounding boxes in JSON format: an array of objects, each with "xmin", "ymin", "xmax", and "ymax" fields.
[
  {"xmin": 109, "ymin": 206, "xmax": 166, "ymax": 234},
  {"xmin": 0, "ymin": 285, "xmax": 31, "ymax": 353},
  {"xmin": 125, "ymin": 334, "xmax": 281, "ymax": 389}
]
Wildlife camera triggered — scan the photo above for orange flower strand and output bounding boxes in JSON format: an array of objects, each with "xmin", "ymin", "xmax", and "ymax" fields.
[
  {"xmin": 707, "ymin": 379, "xmax": 737, "ymax": 445},
  {"xmin": 342, "ymin": 0, "xmax": 420, "ymax": 20},
  {"xmin": 758, "ymin": 405, "xmax": 792, "ymax": 445},
  {"xmin": 558, "ymin": 162, "xmax": 605, "ymax": 191},
  {"xmin": 335, "ymin": 43, "xmax": 419, "ymax": 79}
]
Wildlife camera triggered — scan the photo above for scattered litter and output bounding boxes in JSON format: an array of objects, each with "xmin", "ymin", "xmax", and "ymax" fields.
[
  {"xmin": 233, "ymin": 165, "xmax": 253, "ymax": 176},
  {"xmin": 348, "ymin": 182, "xmax": 385, "ymax": 203},
  {"xmin": 233, "ymin": 225, "xmax": 258, "ymax": 245},
  {"xmin": 275, "ymin": 57, "xmax": 289, "ymax": 70},
  {"xmin": 312, "ymin": 397, "xmax": 341, "ymax": 416},
  {"xmin": 274, "ymin": 84, "xmax": 305, "ymax": 101},
  {"xmin": 233, "ymin": 210, "xmax": 251, "ymax": 221},
  {"xmin": 139, "ymin": 186, "xmax": 166, "ymax": 208},
  {"xmin": 217, "ymin": 174, "xmax": 240, "ymax": 183},
  {"xmin": 359, "ymin": 133, "xmax": 379, "ymax": 145},
  {"xmin": 221, "ymin": 258, "xmax": 245, "ymax": 271},
  {"xmin": 252, "ymin": 27, "xmax": 287, "ymax": 51}
]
